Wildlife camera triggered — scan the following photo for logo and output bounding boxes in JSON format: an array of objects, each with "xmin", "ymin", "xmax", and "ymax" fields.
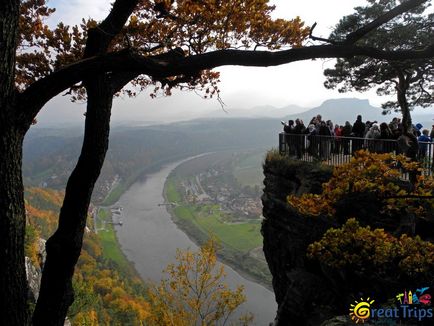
[
  {"xmin": 349, "ymin": 298, "xmax": 375, "ymax": 324},
  {"xmin": 396, "ymin": 287, "xmax": 431, "ymax": 305},
  {"xmin": 349, "ymin": 287, "xmax": 433, "ymax": 324}
]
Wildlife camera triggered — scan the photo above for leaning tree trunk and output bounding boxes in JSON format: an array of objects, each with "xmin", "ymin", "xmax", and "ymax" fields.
[
  {"xmin": 395, "ymin": 69, "xmax": 419, "ymax": 187},
  {"xmin": 32, "ymin": 0, "xmax": 140, "ymax": 320},
  {"xmin": 396, "ymin": 68, "xmax": 419, "ymax": 160},
  {"xmin": 0, "ymin": 1, "xmax": 29, "ymax": 325},
  {"xmin": 32, "ymin": 74, "xmax": 113, "ymax": 325}
]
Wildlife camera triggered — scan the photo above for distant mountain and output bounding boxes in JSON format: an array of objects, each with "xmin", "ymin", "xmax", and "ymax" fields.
[
  {"xmin": 283, "ymin": 98, "xmax": 396, "ymax": 125},
  {"xmin": 204, "ymin": 104, "xmax": 306, "ymax": 119}
]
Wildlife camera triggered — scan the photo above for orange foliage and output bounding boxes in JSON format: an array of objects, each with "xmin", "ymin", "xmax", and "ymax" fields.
[
  {"xmin": 25, "ymin": 187, "xmax": 150, "ymax": 325},
  {"xmin": 17, "ymin": 0, "xmax": 310, "ymax": 100},
  {"xmin": 288, "ymin": 151, "xmax": 434, "ymax": 217}
]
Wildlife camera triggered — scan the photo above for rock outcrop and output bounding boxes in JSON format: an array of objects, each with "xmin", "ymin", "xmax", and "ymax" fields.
[
  {"xmin": 26, "ymin": 238, "xmax": 46, "ymax": 303},
  {"xmin": 262, "ymin": 157, "xmax": 337, "ymax": 325},
  {"xmin": 261, "ymin": 155, "xmax": 434, "ymax": 325}
]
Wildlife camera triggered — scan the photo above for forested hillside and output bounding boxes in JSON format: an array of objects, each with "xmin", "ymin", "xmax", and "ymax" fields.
[
  {"xmin": 25, "ymin": 188, "xmax": 150, "ymax": 324},
  {"xmin": 24, "ymin": 118, "xmax": 281, "ymax": 203}
]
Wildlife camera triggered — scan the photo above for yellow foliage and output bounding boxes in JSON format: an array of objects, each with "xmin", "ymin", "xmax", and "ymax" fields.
[
  {"xmin": 288, "ymin": 150, "xmax": 434, "ymax": 217},
  {"xmin": 146, "ymin": 239, "xmax": 253, "ymax": 326},
  {"xmin": 24, "ymin": 187, "xmax": 151, "ymax": 325},
  {"xmin": 73, "ymin": 310, "xmax": 99, "ymax": 326},
  {"xmin": 308, "ymin": 218, "xmax": 434, "ymax": 278}
]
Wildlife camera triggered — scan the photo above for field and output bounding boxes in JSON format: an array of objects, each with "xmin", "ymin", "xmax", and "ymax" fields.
[
  {"xmin": 164, "ymin": 150, "xmax": 272, "ymax": 286},
  {"xmin": 172, "ymin": 204, "xmax": 262, "ymax": 252},
  {"xmin": 97, "ymin": 208, "xmax": 137, "ymax": 276},
  {"xmin": 232, "ymin": 151, "xmax": 266, "ymax": 187}
]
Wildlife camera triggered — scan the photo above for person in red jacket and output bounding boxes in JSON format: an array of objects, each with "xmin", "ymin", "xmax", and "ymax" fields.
[{"xmin": 334, "ymin": 124, "xmax": 342, "ymax": 154}]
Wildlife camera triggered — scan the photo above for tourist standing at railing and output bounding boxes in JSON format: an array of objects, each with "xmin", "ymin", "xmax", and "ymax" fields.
[
  {"xmin": 333, "ymin": 124, "xmax": 342, "ymax": 154},
  {"xmin": 319, "ymin": 121, "xmax": 331, "ymax": 160},
  {"xmin": 430, "ymin": 125, "xmax": 434, "ymax": 139},
  {"xmin": 389, "ymin": 117, "xmax": 399, "ymax": 132},
  {"xmin": 342, "ymin": 121, "xmax": 352, "ymax": 155},
  {"xmin": 414, "ymin": 123, "xmax": 423, "ymax": 137},
  {"xmin": 365, "ymin": 124, "xmax": 381, "ymax": 153},
  {"xmin": 364, "ymin": 121, "xmax": 372, "ymax": 136},
  {"xmin": 293, "ymin": 119, "xmax": 306, "ymax": 159},
  {"xmin": 380, "ymin": 122, "xmax": 394, "ymax": 153},
  {"xmin": 307, "ymin": 124, "xmax": 319, "ymax": 158},
  {"xmin": 283, "ymin": 120, "xmax": 295, "ymax": 156},
  {"xmin": 418, "ymin": 129, "xmax": 431, "ymax": 160},
  {"xmin": 352, "ymin": 115, "xmax": 366, "ymax": 153},
  {"xmin": 326, "ymin": 120, "xmax": 335, "ymax": 153}
]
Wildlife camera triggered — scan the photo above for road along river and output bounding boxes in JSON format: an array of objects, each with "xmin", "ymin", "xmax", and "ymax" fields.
[{"xmin": 114, "ymin": 158, "xmax": 277, "ymax": 325}]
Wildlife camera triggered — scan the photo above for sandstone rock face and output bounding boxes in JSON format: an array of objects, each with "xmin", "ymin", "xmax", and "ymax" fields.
[
  {"xmin": 261, "ymin": 156, "xmax": 434, "ymax": 325},
  {"xmin": 25, "ymin": 238, "xmax": 46, "ymax": 303},
  {"xmin": 25, "ymin": 256, "xmax": 42, "ymax": 303},
  {"xmin": 262, "ymin": 158, "xmax": 336, "ymax": 325}
]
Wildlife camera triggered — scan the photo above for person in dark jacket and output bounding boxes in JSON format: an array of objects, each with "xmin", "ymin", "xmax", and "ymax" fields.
[
  {"xmin": 352, "ymin": 115, "xmax": 366, "ymax": 153},
  {"xmin": 319, "ymin": 121, "xmax": 331, "ymax": 159},
  {"xmin": 307, "ymin": 123, "xmax": 319, "ymax": 158},
  {"xmin": 380, "ymin": 122, "xmax": 394, "ymax": 153},
  {"xmin": 342, "ymin": 121, "xmax": 352, "ymax": 155},
  {"xmin": 283, "ymin": 120, "xmax": 295, "ymax": 156},
  {"xmin": 293, "ymin": 119, "xmax": 306, "ymax": 158}
]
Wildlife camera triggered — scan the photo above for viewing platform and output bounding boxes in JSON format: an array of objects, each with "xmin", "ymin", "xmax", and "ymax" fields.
[{"xmin": 279, "ymin": 132, "xmax": 434, "ymax": 175}]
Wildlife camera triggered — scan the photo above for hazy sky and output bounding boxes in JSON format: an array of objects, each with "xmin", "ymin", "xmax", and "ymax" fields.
[{"xmin": 36, "ymin": 0, "xmax": 433, "ymax": 126}]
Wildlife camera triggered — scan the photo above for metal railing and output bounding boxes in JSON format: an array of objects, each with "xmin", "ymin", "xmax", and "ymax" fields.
[{"xmin": 279, "ymin": 133, "xmax": 434, "ymax": 175}]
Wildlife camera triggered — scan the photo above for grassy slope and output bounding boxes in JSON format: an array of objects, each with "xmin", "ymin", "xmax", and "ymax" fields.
[
  {"xmin": 165, "ymin": 175, "xmax": 271, "ymax": 287},
  {"xmin": 173, "ymin": 205, "xmax": 262, "ymax": 252},
  {"xmin": 233, "ymin": 152, "xmax": 265, "ymax": 187},
  {"xmin": 97, "ymin": 208, "xmax": 138, "ymax": 277}
]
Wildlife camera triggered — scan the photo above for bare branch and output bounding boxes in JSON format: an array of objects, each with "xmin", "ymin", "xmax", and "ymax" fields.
[{"xmin": 309, "ymin": 23, "xmax": 339, "ymax": 45}]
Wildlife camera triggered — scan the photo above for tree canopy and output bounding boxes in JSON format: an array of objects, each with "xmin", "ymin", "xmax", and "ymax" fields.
[
  {"xmin": 323, "ymin": 0, "xmax": 434, "ymax": 132},
  {"xmin": 147, "ymin": 239, "xmax": 251, "ymax": 326},
  {"xmin": 1, "ymin": 1, "xmax": 434, "ymax": 325}
]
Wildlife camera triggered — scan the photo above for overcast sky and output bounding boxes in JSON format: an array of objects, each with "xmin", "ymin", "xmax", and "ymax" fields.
[{"xmin": 36, "ymin": 0, "xmax": 433, "ymax": 126}]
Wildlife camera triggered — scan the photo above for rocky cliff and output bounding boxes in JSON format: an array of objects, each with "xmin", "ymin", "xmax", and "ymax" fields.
[
  {"xmin": 261, "ymin": 153, "xmax": 434, "ymax": 326},
  {"xmin": 26, "ymin": 238, "xmax": 46, "ymax": 303},
  {"xmin": 261, "ymin": 156, "xmax": 337, "ymax": 325}
]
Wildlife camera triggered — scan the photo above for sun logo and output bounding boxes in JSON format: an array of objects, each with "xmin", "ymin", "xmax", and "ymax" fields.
[{"xmin": 349, "ymin": 298, "xmax": 375, "ymax": 324}]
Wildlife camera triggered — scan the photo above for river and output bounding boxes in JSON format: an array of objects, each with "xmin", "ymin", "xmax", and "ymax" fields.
[{"xmin": 114, "ymin": 158, "xmax": 277, "ymax": 325}]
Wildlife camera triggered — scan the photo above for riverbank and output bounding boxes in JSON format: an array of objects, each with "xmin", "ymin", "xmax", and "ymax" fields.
[
  {"xmin": 98, "ymin": 152, "xmax": 273, "ymax": 289},
  {"xmin": 95, "ymin": 207, "xmax": 140, "ymax": 279},
  {"xmin": 112, "ymin": 158, "xmax": 277, "ymax": 325},
  {"xmin": 162, "ymin": 157, "xmax": 272, "ymax": 291},
  {"xmin": 94, "ymin": 154, "xmax": 211, "ymax": 281}
]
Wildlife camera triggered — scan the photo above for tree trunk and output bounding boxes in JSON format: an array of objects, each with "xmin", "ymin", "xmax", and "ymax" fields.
[
  {"xmin": 395, "ymin": 69, "xmax": 419, "ymax": 186},
  {"xmin": 32, "ymin": 75, "xmax": 113, "ymax": 325},
  {"xmin": 32, "ymin": 0, "xmax": 138, "ymax": 320},
  {"xmin": 0, "ymin": 1, "xmax": 29, "ymax": 325},
  {"xmin": 0, "ymin": 125, "xmax": 28, "ymax": 326}
]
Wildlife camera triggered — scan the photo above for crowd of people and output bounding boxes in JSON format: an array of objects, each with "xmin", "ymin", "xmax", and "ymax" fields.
[{"xmin": 282, "ymin": 114, "xmax": 434, "ymax": 160}]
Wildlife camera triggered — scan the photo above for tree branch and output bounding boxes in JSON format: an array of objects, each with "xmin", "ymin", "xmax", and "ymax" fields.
[
  {"xmin": 309, "ymin": 22, "xmax": 339, "ymax": 45},
  {"xmin": 344, "ymin": 0, "xmax": 428, "ymax": 44},
  {"xmin": 83, "ymin": 0, "xmax": 139, "ymax": 57},
  {"xmin": 18, "ymin": 42, "xmax": 434, "ymax": 124}
]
